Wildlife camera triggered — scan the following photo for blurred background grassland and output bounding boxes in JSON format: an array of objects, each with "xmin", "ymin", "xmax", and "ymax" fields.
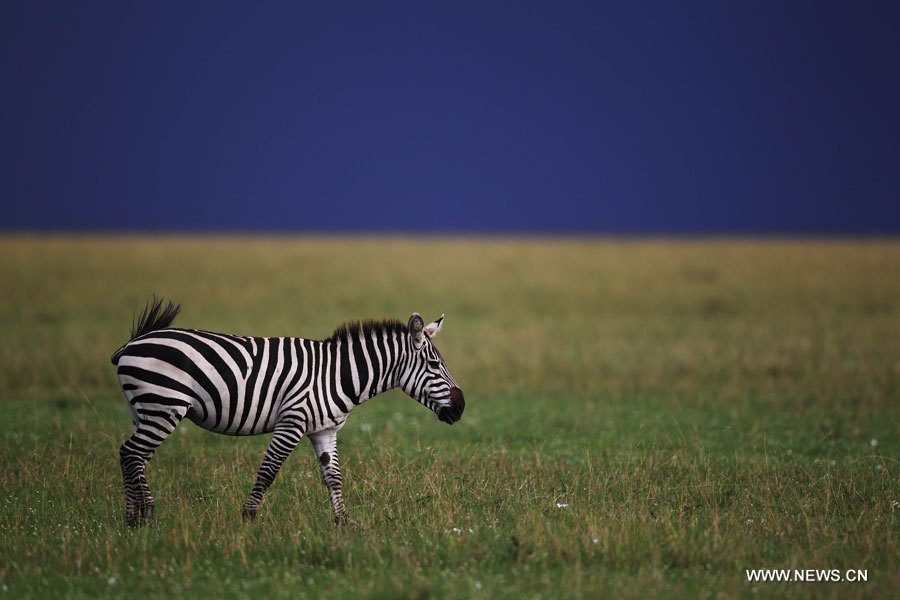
[
  {"xmin": 1, "ymin": 236, "xmax": 899, "ymax": 598},
  {"xmin": 4, "ymin": 236, "xmax": 898, "ymax": 404}
]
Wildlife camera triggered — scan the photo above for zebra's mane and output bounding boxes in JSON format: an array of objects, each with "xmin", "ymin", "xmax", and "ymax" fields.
[{"xmin": 324, "ymin": 318, "xmax": 408, "ymax": 344}]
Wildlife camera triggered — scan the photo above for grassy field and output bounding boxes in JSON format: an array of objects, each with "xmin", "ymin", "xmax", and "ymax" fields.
[{"xmin": 1, "ymin": 236, "xmax": 898, "ymax": 599}]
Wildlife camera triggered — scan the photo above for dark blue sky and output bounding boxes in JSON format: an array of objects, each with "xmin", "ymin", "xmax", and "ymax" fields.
[{"xmin": 2, "ymin": 1, "xmax": 899, "ymax": 233}]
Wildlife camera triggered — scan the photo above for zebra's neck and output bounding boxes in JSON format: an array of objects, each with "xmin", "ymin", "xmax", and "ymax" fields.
[{"xmin": 324, "ymin": 329, "xmax": 409, "ymax": 405}]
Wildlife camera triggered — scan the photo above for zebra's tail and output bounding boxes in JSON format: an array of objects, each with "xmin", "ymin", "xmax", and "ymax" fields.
[{"xmin": 111, "ymin": 296, "xmax": 182, "ymax": 365}]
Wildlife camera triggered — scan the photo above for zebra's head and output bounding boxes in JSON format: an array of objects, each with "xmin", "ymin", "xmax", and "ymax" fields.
[{"xmin": 401, "ymin": 313, "xmax": 465, "ymax": 425}]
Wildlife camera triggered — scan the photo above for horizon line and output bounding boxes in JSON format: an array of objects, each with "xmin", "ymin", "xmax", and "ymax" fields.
[{"xmin": 2, "ymin": 229, "xmax": 899, "ymax": 240}]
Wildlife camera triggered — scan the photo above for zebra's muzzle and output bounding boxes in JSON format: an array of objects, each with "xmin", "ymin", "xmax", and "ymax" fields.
[{"xmin": 437, "ymin": 387, "xmax": 465, "ymax": 425}]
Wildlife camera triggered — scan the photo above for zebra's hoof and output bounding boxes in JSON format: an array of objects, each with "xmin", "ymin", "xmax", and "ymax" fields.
[
  {"xmin": 242, "ymin": 506, "xmax": 258, "ymax": 522},
  {"xmin": 335, "ymin": 515, "xmax": 360, "ymax": 529},
  {"xmin": 125, "ymin": 505, "xmax": 154, "ymax": 527}
]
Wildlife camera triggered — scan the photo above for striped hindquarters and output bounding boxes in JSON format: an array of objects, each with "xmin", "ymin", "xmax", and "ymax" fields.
[{"xmin": 116, "ymin": 329, "xmax": 313, "ymax": 436}]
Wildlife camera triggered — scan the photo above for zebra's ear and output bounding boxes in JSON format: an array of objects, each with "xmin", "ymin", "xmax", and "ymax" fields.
[
  {"xmin": 408, "ymin": 313, "xmax": 425, "ymax": 347},
  {"xmin": 424, "ymin": 314, "xmax": 444, "ymax": 338}
]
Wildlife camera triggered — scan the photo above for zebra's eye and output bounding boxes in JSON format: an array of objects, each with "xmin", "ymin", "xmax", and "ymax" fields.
[{"xmin": 427, "ymin": 359, "xmax": 441, "ymax": 369}]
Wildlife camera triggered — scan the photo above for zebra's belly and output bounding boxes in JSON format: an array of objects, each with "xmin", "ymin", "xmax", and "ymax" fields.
[
  {"xmin": 185, "ymin": 407, "xmax": 277, "ymax": 436},
  {"xmin": 183, "ymin": 391, "xmax": 283, "ymax": 436}
]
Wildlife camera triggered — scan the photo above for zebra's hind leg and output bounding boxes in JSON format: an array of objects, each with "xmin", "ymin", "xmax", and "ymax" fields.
[
  {"xmin": 119, "ymin": 400, "xmax": 189, "ymax": 526},
  {"xmin": 120, "ymin": 437, "xmax": 155, "ymax": 526},
  {"xmin": 242, "ymin": 427, "xmax": 303, "ymax": 522}
]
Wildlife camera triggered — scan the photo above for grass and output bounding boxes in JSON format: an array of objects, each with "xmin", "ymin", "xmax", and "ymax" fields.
[{"xmin": 0, "ymin": 235, "xmax": 898, "ymax": 599}]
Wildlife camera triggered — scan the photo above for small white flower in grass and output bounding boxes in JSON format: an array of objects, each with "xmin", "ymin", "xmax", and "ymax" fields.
[
  {"xmin": 746, "ymin": 519, "xmax": 754, "ymax": 525},
  {"xmin": 107, "ymin": 577, "xmax": 116, "ymax": 585},
  {"xmin": 445, "ymin": 527, "xmax": 463, "ymax": 535},
  {"xmin": 592, "ymin": 538, "xmax": 599, "ymax": 544},
  {"xmin": 360, "ymin": 423, "xmax": 372, "ymax": 432},
  {"xmin": 830, "ymin": 460, "xmax": 836, "ymax": 466},
  {"xmin": 892, "ymin": 501, "xmax": 899, "ymax": 509},
  {"xmin": 556, "ymin": 503, "xmax": 569, "ymax": 509},
  {"xmin": 871, "ymin": 439, "xmax": 878, "ymax": 447},
  {"xmin": 474, "ymin": 581, "xmax": 482, "ymax": 590}
]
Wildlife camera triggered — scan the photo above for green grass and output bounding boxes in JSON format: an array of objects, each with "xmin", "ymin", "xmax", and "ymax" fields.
[{"xmin": 1, "ymin": 235, "xmax": 898, "ymax": 599}]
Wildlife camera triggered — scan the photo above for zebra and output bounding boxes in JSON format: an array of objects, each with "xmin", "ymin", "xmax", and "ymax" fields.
[{"xmin": 111, "ymin": 297, "xmax": 464, "ymax": 526}]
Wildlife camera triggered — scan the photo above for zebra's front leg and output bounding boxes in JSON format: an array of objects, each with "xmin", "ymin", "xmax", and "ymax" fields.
[
  {"xmin": 308, "ymin": 429, "xmax": 353, "ymax": 525},
  {"xmin": 242, "ymin": 427, "xmax": 303, "ymax": 522}
]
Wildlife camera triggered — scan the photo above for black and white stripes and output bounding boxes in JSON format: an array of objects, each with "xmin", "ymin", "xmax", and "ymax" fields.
[{"xmin": 112, "ymin": 297, "xmax": 464, "ymax": 526}]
